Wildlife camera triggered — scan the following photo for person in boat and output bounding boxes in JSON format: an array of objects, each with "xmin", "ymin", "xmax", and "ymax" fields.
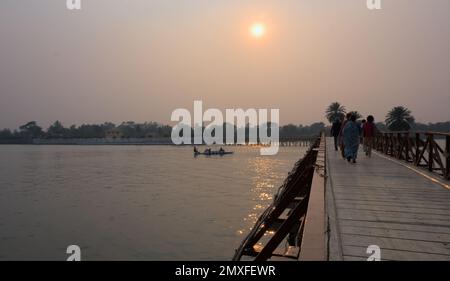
[
  {"xmin": 219, "ymin": 147, "xmax": 225, "ymax": 153},
  {"xmin": 193, "ymin": 146, "xmax": 199, "ymax": 154},
  {"xmin": 204, "ymin": 148, "xmax": 211, "ymax": 155}
]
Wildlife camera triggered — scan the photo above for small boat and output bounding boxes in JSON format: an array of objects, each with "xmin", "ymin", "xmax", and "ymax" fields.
[{"xmin": 194, "ymin": 150, "xmax": 234, "ymax": 156}]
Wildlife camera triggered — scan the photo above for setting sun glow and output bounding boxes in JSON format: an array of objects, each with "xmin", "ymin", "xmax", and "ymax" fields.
[{"xmin": 250, "ymin": 23, "xmax": 266, "ymax": 38}]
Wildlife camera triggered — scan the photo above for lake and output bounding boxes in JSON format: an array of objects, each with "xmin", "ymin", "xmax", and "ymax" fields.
[{"xmin": 0, "ymin": 145, "xmax": 305, "ymax": 260}]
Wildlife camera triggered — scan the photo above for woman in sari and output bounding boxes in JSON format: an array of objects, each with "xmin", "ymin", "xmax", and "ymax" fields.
[
  {"xmin": 343, "ymin": 114, "xmax": 360, "ymax": 163},
  {"xmin": 338, "ymin": 113, "xmax": 352, "ymax": 159}
]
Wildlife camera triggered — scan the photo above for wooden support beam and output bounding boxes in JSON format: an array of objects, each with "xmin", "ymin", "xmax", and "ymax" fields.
[
  {"xmin": 254, "ymin": 197, "xmax": 309, "ymax": 261},
  {"xmin": 428, "ymin": 134, "xmax": 434, "ymax": 172}
]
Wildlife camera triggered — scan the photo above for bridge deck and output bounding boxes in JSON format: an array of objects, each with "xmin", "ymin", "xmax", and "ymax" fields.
[{"xmin": 326, "ymin": 138, "xmax": 450, "ymax": 261}]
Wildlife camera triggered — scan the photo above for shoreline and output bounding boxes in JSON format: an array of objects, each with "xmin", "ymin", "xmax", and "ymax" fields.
[{"xmin": 0, "ymin": 138, "xmax": 174, "ymax": 145}]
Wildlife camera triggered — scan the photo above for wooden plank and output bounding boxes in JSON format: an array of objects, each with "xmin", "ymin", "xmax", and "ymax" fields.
[
  {"xmin": 339, "ymin": 220, "xmax": 450, "ymax": 234},
  {"xmin": 335, "ymin": 198, "xmax": 450, "ymax": 208},
  {"xmin": 335, "ymin": 201, "xmax": 450, "ymax": 212},
  {"xmin": 343, "ymin": 255, "xmax": 368, "ymax": 261},
  {"xmin": 340, "ymin": 234, "xmax": 450, "ymax": 256},
  {"xmin": 337, "ymin": 208, "xmax": 450, "ymax": 220},
  {"xmin": 333, "ymin": 183, "xmax": 450, "ymax": 191},
  {"xmin": 335, "ymin": 203, "xmax": 450, "ymax": 216},
  {"xmin": 334, "ymin": 194, "xmax": 450, "ymax": 205},
  {"xmin": 333, "ymin": 188, "xmax": 450, "ymax": 198},
  {"xmin": 334, "ymin": 195, "xmax": 450, "ymax": 203},
  {"xmin": 340, "ymin": 225, "xmax": 450, "ymax": 243},
  {"xmin": 337, "ymin": 210, "xmax": 450, "ymax": 227}
]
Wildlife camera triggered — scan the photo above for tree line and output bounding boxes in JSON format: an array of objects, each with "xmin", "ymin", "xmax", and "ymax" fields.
[
  {"xmin": 325, "ymin": 102, "xmax": 450, "ymax": 132},
  {"xmin": 0, "ymin": 120, "xmax": 328, "ymax": 141},
  {"xmin": 1, "ymin": 111, "xmax": 449, "ymax": 142},
  {"xmin": 0, "ymin": 121, "xmax": 172, "ymax": 140}
]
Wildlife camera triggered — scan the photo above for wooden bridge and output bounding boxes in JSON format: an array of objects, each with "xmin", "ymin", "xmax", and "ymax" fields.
[{"xmin": 234, "ymin": 132, "xmax": 450, "ymax": 261}]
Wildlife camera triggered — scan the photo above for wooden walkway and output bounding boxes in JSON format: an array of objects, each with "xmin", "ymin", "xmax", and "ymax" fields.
[{"xmin": 326, "ymin": 138, "xmax": 450, "ymax": 261}]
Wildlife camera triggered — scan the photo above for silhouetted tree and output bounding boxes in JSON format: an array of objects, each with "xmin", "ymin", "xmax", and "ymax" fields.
[
  {"xmin": 47, "ymin": 121, "xmax": 67, "ymax": 138},
  {"xmin": 385, "ymin": 106, "xmax": 415, "ymax": 131},
  {"xmin": 280, "ymin": 124, "xmax": 299, "ymax": 138},
  {"xmin": 348, "ymin": 111, "xmax": 363, "ymax": 120},
  {"xmin": 325, "ymin": 102, "xmax": 346, "ymax": 123},
  {"xmin": 0, "ymin": 129, "xmax": 15, "ymax": 140},
  {"xmin": 19, "ymin": 121, "xmax": 43, "ymax": 139}
]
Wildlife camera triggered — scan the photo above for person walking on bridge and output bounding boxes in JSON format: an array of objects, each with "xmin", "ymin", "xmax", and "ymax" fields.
[
  {"xmin": 338, "ymin": 113, "xmax": 352, "ymax": 159},
  {"xmin": 331, "ymin": 118, "xmax": 342, "ymax": 151},
  {"xmin": 343, "ymin": 114, "xmax": 360, "ymax": 163},
  {"xmin": 362, "ymin": 115, "xmax": 377, "ymax": 158}
]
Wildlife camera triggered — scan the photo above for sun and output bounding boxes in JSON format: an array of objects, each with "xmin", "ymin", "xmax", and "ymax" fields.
[{"xmin": 250, "ymin": 23, "xmax": 266, "ymax": 39}]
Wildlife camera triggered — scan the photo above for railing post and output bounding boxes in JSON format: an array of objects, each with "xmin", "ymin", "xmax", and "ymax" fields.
[
  {"xmin": 384, "ymin": 133, "xmax": 388, "ymax": 155},
  {"xmin": 415, "ymin": 133, "xmax": 420, "ymax": 165},
  {"xmin": 397, "ymin": 132, "xmax": 403, "ymax": 159},
  {"xmin": 378, "ymin": 134, "xmax": 382, "ymax": 151},
  {"xmin": 404, "ymin": 132, "xmax": 410, "ymax": 162},
  {"xmin": 428, "ymin": 134, "xmax": 434, "ymax": 172},
  {"xmin": 389, "ymin": 133, "xmax": 394, "ymax": 156},
  {"xmin": 446, "ymin": 135, "xmax": 450, "ymax": 180}
]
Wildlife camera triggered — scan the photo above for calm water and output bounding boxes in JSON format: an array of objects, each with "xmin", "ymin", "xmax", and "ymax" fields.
[{"xmin": 0, "ymin": 145, "xmax": 305, "ymax": 260}]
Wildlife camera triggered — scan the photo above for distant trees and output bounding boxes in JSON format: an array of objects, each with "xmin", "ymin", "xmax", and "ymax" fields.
[
  {"xmin": 72, "ymin": 124, "xmax": 109, "ymax": 138},
  {"xmin": 0, "ymin": 129, "xmax": 16, "ymax": 140},
  {"xmin": 325, "ymin": 102, "xmax": 346, "ymax": 123},
  {"xmin": 0, "ymin": 121, "xmax": 172, "ymax": 140},
  {"xmin": 19, "ymin": 121, "xmax": 43, "ymax": 139},
  {"xmin": 413, "ymin": 121, "xmax": 450, "ymax": 132},
  {"xmin": 0, "ymin": 121, "xmax": 328, "ymax": 141},
  {"xmin": 385, "ymin": 106, "xmax": 415, "ymax": 131},
  {"xmin": 47, "ymin": 121, "xmax": 67, "ymax": 138},
  {"xmin": 279, "ymin": 122, "xmax": 326, "ymax": 138},
  {"xmin": 1, "ymin": 111, "xmax": 449, "ymax": 142}
]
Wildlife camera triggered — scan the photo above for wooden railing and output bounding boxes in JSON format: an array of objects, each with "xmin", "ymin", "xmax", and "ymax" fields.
[
  {"xmin": 232, "ymin": 133, "xmax": 325, "ymax": 261},
  {"xmin": 373, "ymin": 131, "xmax": 450, "ymax": 180}
]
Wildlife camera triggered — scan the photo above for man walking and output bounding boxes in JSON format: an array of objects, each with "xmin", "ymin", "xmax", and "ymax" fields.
[{"xmin": 330, "ymin": 118, "xmax": 342, "ymax": 151}]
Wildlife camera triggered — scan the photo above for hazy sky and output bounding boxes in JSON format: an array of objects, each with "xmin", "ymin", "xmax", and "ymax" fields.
[{"xmin": 1, "ymin": 0, "xmax": 449, "ymax": 129}]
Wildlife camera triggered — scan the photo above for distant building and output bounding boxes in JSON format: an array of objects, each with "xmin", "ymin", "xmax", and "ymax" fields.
[{"xmin": 105, "ymin": 129, "xmax": 123, "ymax": 139}]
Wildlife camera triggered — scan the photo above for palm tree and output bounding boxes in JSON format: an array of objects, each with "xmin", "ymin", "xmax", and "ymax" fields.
[
  {"xmin": 349, "ymin": 111, "xmax": 363, "ymax": 120},
  {"xmin": 385, "ymin": 106, "xmax": 415, "ymax": 131},
  {"xmin": 325, "ymin": 102, "xmax": 346, "ymax": 123}
]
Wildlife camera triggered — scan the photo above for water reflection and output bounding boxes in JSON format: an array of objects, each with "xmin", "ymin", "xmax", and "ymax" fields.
[{"xmin": 236, "ymin": 156, "xmax": 287, "ymax": 236}]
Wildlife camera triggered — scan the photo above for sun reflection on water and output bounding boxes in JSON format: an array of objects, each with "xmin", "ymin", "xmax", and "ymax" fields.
[{"xmin": 236, "ymin": 156, "xmax": 286, "ymax": 236}]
